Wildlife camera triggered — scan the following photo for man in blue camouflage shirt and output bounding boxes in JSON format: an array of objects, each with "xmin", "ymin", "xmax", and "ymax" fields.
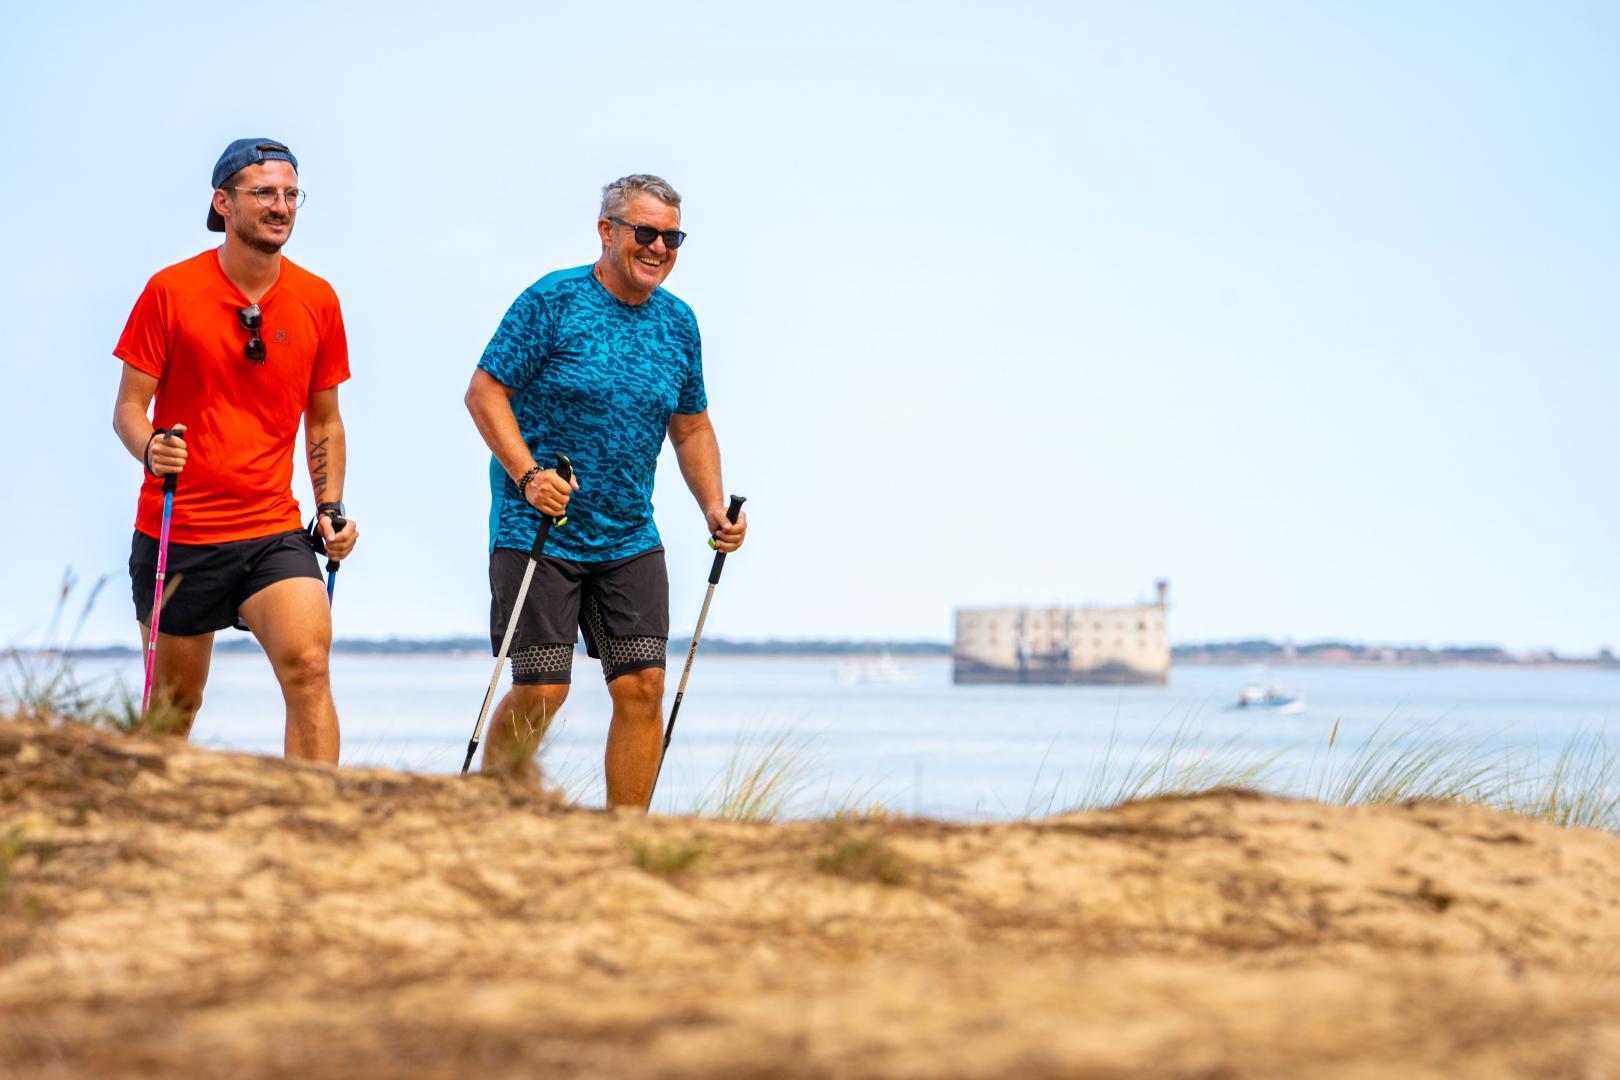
[{"xmin": 466, "ymin": 174, "xmax": 747, "ymax": 809}]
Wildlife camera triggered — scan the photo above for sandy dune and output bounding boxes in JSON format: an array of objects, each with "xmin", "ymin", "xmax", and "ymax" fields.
[{"xmin": 2, "ymin": 717, "xmax": 1619, "ymax": 1078}]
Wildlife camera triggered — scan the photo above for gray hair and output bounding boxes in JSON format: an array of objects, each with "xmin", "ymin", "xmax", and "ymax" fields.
[{"xmin": 599, "ymin": 174, "xmax": 682, "ymax": 220}]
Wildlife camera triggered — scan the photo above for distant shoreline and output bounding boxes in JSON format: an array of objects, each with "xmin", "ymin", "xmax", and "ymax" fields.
[{"xmin": 14, "ymin": 636, "xmax": 1618, "ymax": 670}]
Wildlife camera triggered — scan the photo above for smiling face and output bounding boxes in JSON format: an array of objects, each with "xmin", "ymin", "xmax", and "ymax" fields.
[
  {"xmin": 214, "ymin": 160, "xmax": 298, "ymax": 255},
  {"xmin": 595, "ymin": 193, "xmax": 680, "ymax": 304}
]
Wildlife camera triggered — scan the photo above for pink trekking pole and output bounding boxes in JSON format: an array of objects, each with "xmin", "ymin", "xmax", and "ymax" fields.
[{"xmin": 141, "ymin": 428, "xmax": 181, "ymax": 715}]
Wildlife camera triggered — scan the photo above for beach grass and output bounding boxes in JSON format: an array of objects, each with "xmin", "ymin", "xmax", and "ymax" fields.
[
  {"xmin": 690, "ymin": 729, "xmax": 818, "ymax": 822},
  {"xmin": 625, "ymin": 836, "xmax": 706, "ymax": 876},
  {"xmin": 813, "ymin": 823, "xmax": 909, "ymax": 885},
  {"xmin": 4, "ymin": 571, "xmax": 191, "ymax": 738}
]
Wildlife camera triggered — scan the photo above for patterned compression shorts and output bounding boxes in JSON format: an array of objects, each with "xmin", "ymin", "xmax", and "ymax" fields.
[{"xmin": 489, "ymin": 546, "xmax": 669, "ymax": 685}]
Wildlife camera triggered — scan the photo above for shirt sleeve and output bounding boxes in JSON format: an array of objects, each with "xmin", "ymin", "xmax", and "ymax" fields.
[
  {"xmin": 112, "ymin": 277, "xmax": 170, "ymax": 379},
  {"xmin": 311, "ymin": 292, "xmax": 351, "ymax": 391},
  {"xmin": 675, "ymin": 316, "xmax": 707, "ymax": 415},
  {"xmin": 477, "ymin": 289, "xmax": 554, "ymax": 390}
]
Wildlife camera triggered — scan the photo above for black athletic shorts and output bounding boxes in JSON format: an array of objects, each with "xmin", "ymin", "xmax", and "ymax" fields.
[
  {"xmin": 489, "ymin": 546, "xmax": 668, "ymax": 685},
  {"xmin": 129, "ymin": 528, "xmax": 322, "ymax": 637}
]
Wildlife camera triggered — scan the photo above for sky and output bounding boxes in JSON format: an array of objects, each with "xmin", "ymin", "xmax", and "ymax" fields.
[{"xmin": 1, "ymin": 1, "xmax": 1616, "ymax": 653}]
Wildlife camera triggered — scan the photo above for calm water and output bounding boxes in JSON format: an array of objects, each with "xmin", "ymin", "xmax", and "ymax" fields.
[{"xmin": 54, "ymin": 655, "xmax": 1620, "ymax": 819}]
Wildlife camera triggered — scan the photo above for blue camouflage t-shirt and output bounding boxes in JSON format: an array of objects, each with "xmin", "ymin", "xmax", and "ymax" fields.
[{"xmin": 479, "ymin": 264, "xmax": 707, "ymax": 562}]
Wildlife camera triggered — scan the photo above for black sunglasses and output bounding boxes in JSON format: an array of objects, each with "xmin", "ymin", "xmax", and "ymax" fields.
[
  {"xmin": 238, "ymin": 304, "xmax": 266, "ymax": 364},
  {"xmin": 608, "ymin": 216, "xmax": 687, "ymax": 249}
]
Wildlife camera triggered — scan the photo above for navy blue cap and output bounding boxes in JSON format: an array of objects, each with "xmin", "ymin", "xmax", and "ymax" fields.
[{"xmin": 206, "ymin": 138, "xmax": 298, "ymax": 232}]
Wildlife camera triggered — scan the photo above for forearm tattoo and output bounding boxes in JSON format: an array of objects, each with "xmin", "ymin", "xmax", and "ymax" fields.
[{"xmin": 309, "ymin": 436, "xmax": 330, "ymax": 503}]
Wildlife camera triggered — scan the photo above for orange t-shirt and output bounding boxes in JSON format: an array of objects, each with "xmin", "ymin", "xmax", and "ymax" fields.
[{"xmin": 116, "ymin": 250, "xmax": 350, "ymax": 544}]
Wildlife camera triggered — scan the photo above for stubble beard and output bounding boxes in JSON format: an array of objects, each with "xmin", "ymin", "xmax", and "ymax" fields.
[{"xmin": 232, "ymin": 214, "xmax": 290, "ymax": 256}]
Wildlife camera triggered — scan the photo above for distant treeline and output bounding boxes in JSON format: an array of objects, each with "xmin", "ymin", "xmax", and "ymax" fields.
[
  {"xmin": 1173, "ymin": 639, "xmax": 1617, "ymax": 667},
  {"xmin": 41, "ymin": 637, "xmax": 954, "ymax": 659},
  {"xmin": 30, "ymin": 637, "xmax": 1614, "ymax": 666}
]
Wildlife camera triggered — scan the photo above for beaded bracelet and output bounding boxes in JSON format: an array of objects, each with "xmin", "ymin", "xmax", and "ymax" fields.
[{"xmin": 517, "ymin": 465, "xmax": 542, "ymax": 496}]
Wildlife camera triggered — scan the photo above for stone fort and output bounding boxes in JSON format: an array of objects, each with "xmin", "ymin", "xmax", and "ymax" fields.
[{"xmin": 953, "ymin": 580, "xmax": 1170, "ymax": 685}]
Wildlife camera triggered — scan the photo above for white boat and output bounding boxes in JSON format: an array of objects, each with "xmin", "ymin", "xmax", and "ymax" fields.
[
  {"xmin": 1231, "ymin": 684, "xmax": 1305, "ymax": 714},
  {"xmin": 836, "ymin": 652, "xmax": 920, "ymax": 684}
]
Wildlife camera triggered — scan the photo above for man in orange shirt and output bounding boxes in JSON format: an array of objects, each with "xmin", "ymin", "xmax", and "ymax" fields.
[{"xmin": 112, "ymin": 138, "xmax": 358, "ymax": 762}]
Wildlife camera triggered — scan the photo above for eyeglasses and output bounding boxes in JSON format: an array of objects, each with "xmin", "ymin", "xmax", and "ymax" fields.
[
  {"xmin": 238, "ymin": 304, "xmax": 266, "ymax": 364},
  {"xmin": 608, "ymin": 216, "xmax": 686, "ymax": 249},
  {"xmin": 224, "ymin": 185, "xmax": 307, "ymax": 210}
]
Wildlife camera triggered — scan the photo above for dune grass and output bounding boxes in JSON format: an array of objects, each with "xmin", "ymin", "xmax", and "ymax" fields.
[
  {"xmin": 624, "ymin": 836, "xmax": 706, "ymax": 876},
  {"xmin": 739, "ymin": 714, "xmax": 1620, "ymax": 834},
  {"xmin": 689, "ymin": 729, "xmax": 818, "ymax": 822},
  {"xmin": 1068, "ymin": 715, "xmax": 1280, "ymax": 813},
  {"xmin": 813, "ymin": 823, "xmax": 909, "ymax": 885},
  {"xmin": 4, "ymin": 571, "xmax": 190, "ymax": 737},
  {"xmin": 1502, "ymin": 731, "xmax": 1620, "ymax": 831}
]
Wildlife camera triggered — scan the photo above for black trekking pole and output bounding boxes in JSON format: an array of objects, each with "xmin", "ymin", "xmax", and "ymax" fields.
[
  {"xmin": 461, "ymin": 453, "xmax": 572, "ymax": 775},
  {"xmin": 648, "ymin": 494, "xmax": 746, "ymax": 806},
  {"xmin": 325, "ymin": 515, "xmax": 347, "ymax": 607},
  {"xmin": 311, "ymin": 513, "xmax": 348, "ymax": 608}
]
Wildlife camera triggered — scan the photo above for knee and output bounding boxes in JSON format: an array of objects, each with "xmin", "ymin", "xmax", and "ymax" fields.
[
  {"xmin": 152, "ymin": 683, "xmax": 204, "ymax": 724},
  {"xmin": 510, "ymin": 686, "xmax": 567, "ymax": 733},
  {"xmin": 276, "ymin": 646, "xmax": 330, "ymax": 696},
  {"xmin": 611, "ymin": 668, "xmax": 664, "ymax": 711}
]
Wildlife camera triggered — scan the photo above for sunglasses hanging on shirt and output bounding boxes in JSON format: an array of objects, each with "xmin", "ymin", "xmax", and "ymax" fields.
[{"xmin": 238, "ymin": 304, "xmax": 266, "ymax": 364}]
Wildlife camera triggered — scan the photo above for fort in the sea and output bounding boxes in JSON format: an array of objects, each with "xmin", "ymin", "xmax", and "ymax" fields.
[{"xmin": 953, "ymin": 580, "xmax": 1170, "ymax": 685}]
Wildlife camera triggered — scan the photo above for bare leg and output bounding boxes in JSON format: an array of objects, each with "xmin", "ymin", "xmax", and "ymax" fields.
[
  {"xmin": 239, "ymin": 577, "xmax": 338, "ymax": 763},
  {"xmin": 137, "ymin": 623, "xmax": 214, "ymax": 737},
  {"xmin": 481, "ymin": 684, "xmax": 569, "ymax": 784},
  {"xmin": 604, "ymin": 667, "xmax": 666, "ymax": 811}
]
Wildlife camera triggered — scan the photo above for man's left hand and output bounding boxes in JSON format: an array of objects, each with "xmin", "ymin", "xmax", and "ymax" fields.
[
  {"xmin": 706, "ymin": 505, "xmax": 747, "ymax": 553},
  {"xmin": 320, "ymin": 514, "xmax": 359, "ymax": 561}
]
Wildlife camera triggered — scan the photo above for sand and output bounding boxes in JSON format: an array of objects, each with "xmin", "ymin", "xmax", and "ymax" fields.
[{"xmin": 2, "ymin": 717, "xmax": 1619, "ymax": 1078}]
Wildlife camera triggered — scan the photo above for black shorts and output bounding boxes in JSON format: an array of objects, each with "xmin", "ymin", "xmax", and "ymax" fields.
[
  {"xmin": 489, "ymin": 546, "xmax": 668, "ymax": 685},
  {"xmin": 129, "ymin": 528, "xmax": 322, "ymax": 637}
]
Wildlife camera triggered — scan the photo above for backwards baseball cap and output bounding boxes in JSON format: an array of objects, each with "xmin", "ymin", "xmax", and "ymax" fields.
[{"xmin": 206, "ymin": 138, "xmax": 298, "ymax": 232}]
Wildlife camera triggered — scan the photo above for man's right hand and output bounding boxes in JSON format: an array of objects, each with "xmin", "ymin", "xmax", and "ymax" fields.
[
  {"xmin": 524, "ymin": 467, "xmax": 579, "ymax": 519},
  {"xmin": 148, "ymin": 425, "xmax": 188, "ymax": 476}
]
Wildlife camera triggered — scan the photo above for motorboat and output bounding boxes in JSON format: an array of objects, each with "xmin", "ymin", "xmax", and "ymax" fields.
[
  {"xmin": 1231, "ymin": 684, "xmax": 1305, "ymax": 713},
  {"xmin": 836, "ymin": 652, "xmax": 920, "ymax": 684}
]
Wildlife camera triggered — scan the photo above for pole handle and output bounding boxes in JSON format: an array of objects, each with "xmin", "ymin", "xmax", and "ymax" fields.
[
  {"xmin": 526, "ymin": 454, "xmax": 572, "ymax": 560},
  {"xmin": 156, "ymin": 426, "xmax": 185, "ymax": 495},
  {"xmin": 325, "ymin": 515, "xmax": 348, "ymax": 573},
  {"xmin": 707, "ymin": 495, "xmax": 747, "ymax": 585}
]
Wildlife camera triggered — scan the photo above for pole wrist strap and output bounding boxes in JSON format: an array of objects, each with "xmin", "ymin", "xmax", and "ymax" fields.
[{"xmin": 143, "ymin": 428, "xmax": 172, "ymax": 476}]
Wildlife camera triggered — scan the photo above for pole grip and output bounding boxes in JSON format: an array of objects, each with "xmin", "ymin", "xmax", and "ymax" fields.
[
  {"xmin": 325, "ymin": 515, "xmax": 347, "ymax": 573},
  {"xmin": 156, "ymin": 426, "xmax": 183, "ymax": 495},
  {"xmin": 707, "ymin": 495, "xmax": 747, "ymax": 585},
  {"xmin": 526, "ymin": 453, "xmax": 572, "ymax": 560}
]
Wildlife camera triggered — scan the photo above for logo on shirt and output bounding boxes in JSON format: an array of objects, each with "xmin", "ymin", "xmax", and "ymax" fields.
[{"xmin": 273, "ymin": 329, "xmax": 288, "ymax": 343}]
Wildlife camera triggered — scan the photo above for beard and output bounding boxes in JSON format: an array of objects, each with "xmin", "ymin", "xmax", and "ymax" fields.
[{"xmin": 232, "ymin": 213, "xmax": 291, "ymax": 255}]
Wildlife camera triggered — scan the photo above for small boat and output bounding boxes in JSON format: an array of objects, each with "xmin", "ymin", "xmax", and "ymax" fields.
[
  {"xmin": 836, "ymin": 652, "xmax": 920, "ymax": 684},
  {"xmin": 1231, "ymin": 684, "xmax": 1305, "ymax": 714}
]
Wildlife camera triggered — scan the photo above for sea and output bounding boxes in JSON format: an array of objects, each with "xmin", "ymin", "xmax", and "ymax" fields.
[{"xmin": 41, "ymin": 654, "xmax": 1620, "ymax": 819}]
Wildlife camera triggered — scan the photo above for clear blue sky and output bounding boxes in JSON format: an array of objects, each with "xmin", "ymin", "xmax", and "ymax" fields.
[{"xmin": 2, "ymin": 1, "xmax": 1616, "ymax": 653}]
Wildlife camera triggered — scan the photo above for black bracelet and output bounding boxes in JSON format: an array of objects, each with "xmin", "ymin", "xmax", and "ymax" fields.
[
  {"xmin": 318, "ymin": 501, "xmax": 345, "ymax": 520},
  {"xmin": 517, "ymin": 465, "xmax": 542, "ymax": 495}
]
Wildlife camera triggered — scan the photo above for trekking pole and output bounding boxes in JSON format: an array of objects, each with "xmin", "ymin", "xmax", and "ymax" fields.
[
  {"xmin": 461, "ymin": 453, "xmax": 572, "ymax": 775},
  {"xmin": 649, "ymin": 494, "xmax": 746, "ymax": 805},
  {"xmin": 322, "ymin": 514, "xmax": 348, "ymax": 607},
  {"xmin": 140, "ymin": 428, "xmax": 182, "ymax": 715}
]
